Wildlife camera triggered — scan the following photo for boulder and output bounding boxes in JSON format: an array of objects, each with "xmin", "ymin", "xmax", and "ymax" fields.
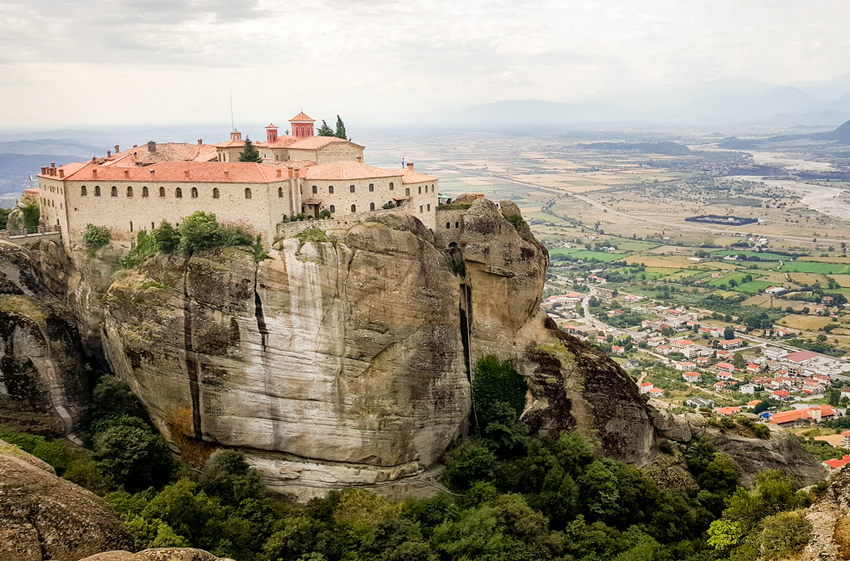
[
  {"xmin": 81, "ymin": 549, "xmax": 234, "ymax": 561},
  {"xmin": 0, "ymin": 440, "xmax": 131, "ymax": 561}
]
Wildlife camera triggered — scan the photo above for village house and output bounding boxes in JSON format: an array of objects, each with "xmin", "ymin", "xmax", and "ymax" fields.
[
  {"xmin": 682, "ymin": 371, "xmax": 702, "ymax": 383},
  {"xmin": 686, "ymin": 397, "xmax": 715, "ymax": 409},
  {"xmin": 744, "ymin": 400, "xmax": 762, "ymax": 410},
  {"xmin": 700, "ymin": 326, "xmax": 725, "ymax": 338},
  {"xmin": 676, "ymin": 361, "xmax": 697, "ymax": 371},
  {"xmin": 657, "ymin": 345, "xmax": 673, "ymax": 355},
  {"xmin": 714, "ymin": 381, "xmax": 728, "ymax": 391},
  {"xmin": 648, "ymin": 387, "xmax": 665, "ymax": 398},
  {"xmin": 840, "ymin": 388, "xmax": 850, "ymax": 400},
  {"xmin": 716, "ymin": 406, "xmax": 741, "ymax": 416},
  {"xmin": 825, "ymin": 455, "xmax": 850, "ymax": 470},
  {"xmin": 715, "ymin": 363, "xmax": 735, "ymax": 373},
  {"xmin": 611, "ymin": 345, "xmax": 626, "ymax": 355},
  {"xmin": 769, "ymin": 404, "xmax": 838, "ymax": 427},
  {"xmin": 717, "ymin": 338, "xmax": 743, "ymax": 350},
  {"xmin": 842, "ymin": 431, "xmax": 850, "ymax": 447},
  {"xmin": 739, "ymin": 383, "xmax": 756, "ymax": 394},
  {"xmin": 640, "ymin": 382, "xmax": 654, "ymax": 394},
  {"xmin": 771, "ymin": 390, "xmax": 791, "ymax": 401}
]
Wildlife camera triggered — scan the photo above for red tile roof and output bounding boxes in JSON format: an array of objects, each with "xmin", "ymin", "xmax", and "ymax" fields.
[
  {"xmin": 112, "ymin": 143, "xmax": 218, "ymax": 164},
  {"xmin": 769, "ymin": 404, "xmax": 837, "ymax": 425},
  {"xmin": 290, "ymin": 112, "xmax": 315, "ymax": 122},
  {"xmin": 302, "ymin": 161, "xmax": 401, "ymax": 181},
  {"xmin": 783, "ymin": 350, "xmax": 820, "ymax": 363},
  {"xmin": 287, "ymin": 136, "xmax": 364, "ymax": 151},
  {"xmin": 396, "ymin": 169, "xmax": 438, "ymax": 183},
  {"xmin": 825, "ymin": 455, "xmax": 850, "ymax": 469},
  {"xmin": 51, "ymin": 161, "xmax": 288, "ymax": 183}
]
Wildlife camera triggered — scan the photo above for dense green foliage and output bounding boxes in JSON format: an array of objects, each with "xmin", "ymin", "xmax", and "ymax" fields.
[
  {"xmin": 318, "ymin": 120, "xmax": 335, "ymax": 136},
  {"xmin": 21, "ymin": 202, "xmax": 40, "ymax": 232},
  {"xmin": 238, "ymin": 137, "xmax": 263, "ymax": 163},
  {"xmin": 295, "ymin": 227, "xmax": 332, "ymax": 244},
  {"xmin": 82, "ymin": 223, "xmax": 111, "ymax": 254},
  {"xmin": 471, "ymin": 356, "xmax": 528, "ymax": 448},
  {"xmin": 504, "ymin": 213, "xmax": 535, "ymax": 243},
  {"xmin": 120, "ymin": 230, "xmax": 159, "ymax": 268},
  {"xmin": 0, "ymin": 207, "xmax": 12, "ymax": 229},
  {"xmin": 335, "ymin": 115, "xmax": 347, "ymax": 139}
]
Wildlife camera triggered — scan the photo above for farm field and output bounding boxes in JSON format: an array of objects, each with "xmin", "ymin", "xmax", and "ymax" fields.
[
  {"xmin": 777, "ymin": 315, "xmax": 834, "ymax": 331},
  {"xmin": 548, "ymin": 248, "xmax": 629, "ymax": 262},
  {"xmin": 780, "ymin": 262, "xmax": 850, "ymax": 274}
]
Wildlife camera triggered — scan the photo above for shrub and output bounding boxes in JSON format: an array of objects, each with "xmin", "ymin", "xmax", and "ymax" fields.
[
  {"xmin": 21, "ymin": 203, "xmax": 40, "ymax": 233},
  {"xmin": 93, "ymin": 416, "xmax": 174, "ymax": 491},
  {"xmin": 295, "ymin": 227, "xmax": 331, "ymax": 244},
  {"xmin": 318, "ymin": 209, "xmax": 332, "ymax": 219},
  {"xmin": 382, "ymin": 201, "xmax": 397, "ymax": 209},
  {"xmin": 199, "ymin": 450, "xmax": 265, "ymax": 506},
  {"xmin": 91, "ymin": 375, "xmax": 147, "ymax": 422},
  {"xmin": 179, "ymin": 211, "xmax": 222, "ymax": 252},
  {"xmin": 154, "ymin": 220, "xmax": 179, "ymax": 253},
  {"xmin": 120, "ymin": 230, "xmax": 159, "ymax": 269},
  {"xmin": 504, "ymin": 213, "xmax": 535, "ymax": 243},
  {"xmin": 753, "ymin": 424, "xmax": 770, "ymax": 439},
  {"xmin": 82, "ymin": 224, "xmax": 111, "ymax": 254},
  {"xmin": 759, "ymin": 510, "xmax": 812, "ymax": 560},
  {"xmin": 471, "ymin": 355, "xmax": 528, "ymax": 434}
]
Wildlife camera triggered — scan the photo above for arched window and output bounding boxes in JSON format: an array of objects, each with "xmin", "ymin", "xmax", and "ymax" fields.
[
  {"xmin": 312, "ymin": 185, "xmax": 317, "ymax": 194},
  {"xmin": 405, "ymin": 188, "xmax": 410, "ymax": 196},
  {"xmin": 127, "ymin": 186, "xmax": 133, "ymax": 197},
  {"xmin": 455, "ymin": 222, "xmax": 459, "ymax": 228},
  {"xmin": 350, "ymin": 185, "xmax": 355, "ymax": 193},
  {"xmin": 245, "ymin": 188, "xmax": 252, "ymax": 199},
  {"xmin": 418, "ymin": 186, "xmax": 421, "ymax": 194},
  {"xmin": 446, "ymin": 222, "xmax": 450, "ymax": 229},
  {"xmin": 191, "ymin": 187, "xmax": 198, "ymax": 198},
  {"xmin": 424, "ymin": 185, "xmax": 428, "ymax": 193},
  {"xmin": 370, "ymin": 203, "xmax": 375, "ymax": 211},
  {"xmin": 159, "ymin": 187, "xmax": 165, "ymax": 197},
  {"xmin": 420, "ymin": 205, "xmax": 423, "ymax": 213},
  {"xmin": 213, "ymin": 188, "xmax": 220, "ymax": 199},
  {"xmin": 329, "ymin": 185, "xmax": 334, "ymax": 194},
  {"xmin": 329, "ymin": 205, "xmax": 335, "ymax": 213},
  {"xmin": 142, "ymin": 186, "xmax": 149, "ymax": 197},
  {"xmin": 389, "ymin": 182, "xmax": 394, "ymax": 191},
  {"xmin": 95, "ymin": 185, "xmax": 101, "ymax": 196},
  {"xmin": 175, "ymin": 187, "xmax": 183, "ymax": 198},
  {"xmin": 130, "ymin": 221, "xmax": 133, "ymax": 232},
  {"xmin": 81, "ymin": 186, "xmax": 87, "ymax": 196},
  {"xmin": 369, "ymin": 183, "xmax": 374, "ymax": 192},
  {"xmin": 111, "ymin": 186, "xmax": 118, "ymax": 197},
  {"xmin": 351, "ymin": 204, "xmax": 356, "ymax": 213},
  {"xmin": 278, "ymin": 187, "xmax": 283, "ymax": 198}
]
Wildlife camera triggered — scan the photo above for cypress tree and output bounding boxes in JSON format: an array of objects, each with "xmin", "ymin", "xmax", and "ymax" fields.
[
  {"xmin": 317, "ymin": 120, "xmax": 335, "ymax": 137},
  {"xmin": 335, "ymin": 115, "xmax": 347, "ymax": 139},
  {"xmin": 238, "ymin": 137, "xmax": 262, "ymax": 162}
]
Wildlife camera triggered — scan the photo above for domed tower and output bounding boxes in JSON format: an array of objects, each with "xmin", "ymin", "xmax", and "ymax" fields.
[
  {"xmin": 265, "ymin": 123, "xmax": 279, "ymax": 143},
  {"xmin": 289, "ymin": 112, "xmax": 315, "ymax": 139}
]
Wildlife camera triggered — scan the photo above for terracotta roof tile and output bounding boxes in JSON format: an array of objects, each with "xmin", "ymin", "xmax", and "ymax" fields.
[
  {"xmin": 52, "ymin": 161, "xmax": 288, "ymax": 183},
  {"xmin": 302, "ymin": 161, "xmax": 402, "ymax": 181},
  {"xmin": 287, "ymin": 137, "xmax": 364, "ymax": 151},
  {"xmin": 394, "ymin": 169, "xmax": 438, "ymax": 183},
  {"xmin": 290, "ymin": 112, "xmax": 315, "ymax": 122}
]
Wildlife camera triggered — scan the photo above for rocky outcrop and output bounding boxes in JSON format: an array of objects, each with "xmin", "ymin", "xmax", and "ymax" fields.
[
  {"xmin": 79, "ymin": 200, "xmax": 657, "ymax": 497},
  {"xmin": 799, "ymin": 466, "xmax": 850, "ymax": 561},
  {"xmin": 81, "ymin": 549, "xmax": 233, "ymax": 561},
  {"xmin": 0, "ymin": 242, "xmax": 92, "ymax": 436},
  {"xmin": 0, "ymin": 439, "xmax": 132, "ymax": 561}
]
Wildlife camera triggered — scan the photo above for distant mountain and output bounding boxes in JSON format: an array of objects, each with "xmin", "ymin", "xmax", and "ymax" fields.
[
  {"xmin": 812, "ymin": 119, "xmax": 850, "ymax": 144},
  {"xmin": 0, "ymin": 153, "xmax": 81, "ymax": 196},
  {"xmin": 0, "ymin": 139, "xmax": 103, "ymax": 158}
]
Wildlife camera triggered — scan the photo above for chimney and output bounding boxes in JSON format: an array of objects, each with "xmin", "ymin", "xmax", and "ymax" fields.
[
  {"xmin": 276, "ymin": 169, "xmax": 282, "ymax": 178},
  {"xmin": 147, "ymin": 141, "xmax": 156, "ymax": 153},
  {"xmin": 107, "ymin": 150, "xmax": 111, "ymax": 158},
  {"xmin": 93, "ymin": 169, "xmax": 97, "ymax": 179},
  {"xmin": 41, "ymin": 167, "xmax": 48, "ymax": 175},
  {"xmin": 124, "ymin": 170, "xmax": 129, "ymax": 179},
  {"xmin": 133, "ymin": 144, "xmax": 138, "ymax": 148},
  {"xmin": 91, "ymin": 157, "xmax": 97, "ymax": 163},
  {"xmin": 150, "ymin": 169, "xmax": 155, "ymax": 179},
  {"xmin": 58, "ymin": 169, "xmax": 64, "ymax": 178},
  {"xmin": 294, "ymin": 168, "xmax": 300, "ymax": 179},
  {"xmin": 115, "ymin": 144, "xmax": 120, "ymax": 154},
  {"xmin": 407, "ymin": 162, "xmax": 414, "ymax": 171},
  {"xmin": 224, "ymin": 170, "xmax": 230, "ymax": 180},
  {"xmin": 356, "ymin": 156, "xmax": 362, "ymax": 163},
  {"xmin": 198, "ymin": 139, "xmax": 203, "ymax": 145},
  {"xmin": 288, "ymin": 168, "xmax": 294, "ymax": 179},
  {"xmin": 51, "ymin": 162, "xmax": 56, "ymax": 168},
  {"xmin": 184, "ymin": 169, "xmax": 189, "ymax": 179}
]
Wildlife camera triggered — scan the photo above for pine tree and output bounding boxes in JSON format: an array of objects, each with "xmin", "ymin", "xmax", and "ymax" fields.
[
  {"xmin": 335, "ymin": 115, "xmax": 347, "ymax": 139},
  {"xmin": 317, "ymin": 120, "xmax": 335, "ymax": 137},
  {"xmin": 238, "ymin": 137, "xmax": 262, "ymax": 162}
]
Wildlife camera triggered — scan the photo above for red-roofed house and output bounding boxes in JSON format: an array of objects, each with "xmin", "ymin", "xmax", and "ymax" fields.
[
  {"xmin": 824, "ymin": 455, "xmax": 850, "ymax": 470},
  {"xmin": 716, "ymin": 371, "xmax": 733, "ymax": 380},
  {"xmin": 842, "ymin": 431, "xmax": 850, "ymax": 447},
  {"xmin": 769, "ymin": 405, "xmax": 838, "ymax": 426},
  {"xmin": 745, "ymin": 400, "xmax": 762, "ymax": 409},
  {"xmin": 772, "ymin": 390, "xmax": 790, "ymax": 400},
  {"xmin": 648, "ymin": 387, "xmax": 665, "ymax": 397},
  {"xmin": 716, "ymin": 406, "xmax": 741, "ymax": 416},
  {"xmin": 676, "ymin": 361, "xmax": 697, "ymax": 371},
  {"xmin": 683, "ymin": 371, "xmax": 702, "ymax": 383},
  {"xmin": 718, "ymin": 338, "xmax": 743, "ymax": 350},
  {"xmin": 716, "ymin": 363, "xmax": 735, "ymax": 372},
  {"xmin": 715, "ymin": 381, "xmax": 727, "ymax": 391},
  {"xmin": 640, "ymin": 382, "xmax": 653, "ymax": 394},
  {"xmin": 612, "ymin": 345, "xmax": 626, "ymax": 355}
]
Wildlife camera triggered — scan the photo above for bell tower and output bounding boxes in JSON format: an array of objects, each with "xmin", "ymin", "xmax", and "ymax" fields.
[
  {"xmin": 289, "ymin": 111, "xmax": 315, "ymax": 139},
  {"xmin": 265, "ymin": 123, "xmax": 279, "ymax": 143}
]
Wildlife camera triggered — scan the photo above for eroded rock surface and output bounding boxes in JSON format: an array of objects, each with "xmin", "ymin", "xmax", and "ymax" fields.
[
  {"xmin": 80, "ymin": 549, "xmax": 233, "ymax": 561},
  {"xmin": 0, "ymin": 439, "xmax": 131, "ymax": 561}
]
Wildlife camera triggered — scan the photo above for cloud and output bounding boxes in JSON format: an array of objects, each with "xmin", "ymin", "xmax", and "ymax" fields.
[{"xmin": 1, "ymin": 0, "xmax": 849, "ymax": 127}]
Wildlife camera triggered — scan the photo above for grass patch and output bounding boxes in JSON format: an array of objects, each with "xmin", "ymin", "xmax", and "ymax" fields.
[
  {"xmin": 780, "ymin": 262, "xmax": 850, "ymax": 274},
  {"xmin": 734, "ymin": 280, "xmax": 776, "ymax": 294},
  {"xmin": 295, "ymin": 227, "xmax": 332, "ymax": 244},
  {"xmin": 710, "ymin": 250, "xmax": 788, "ymax": 261},
  {"xmin": 548, "ymin": 248, "xmax": 629, "ymax": 262}
]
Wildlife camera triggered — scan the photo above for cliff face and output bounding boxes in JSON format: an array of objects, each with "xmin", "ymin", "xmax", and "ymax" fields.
[
  {"xmin": 0, "ymin": 242, "xmax": 92, "ymax": 436},
  {"xmin": 90, "ymin": 201, "xmax": 655, "ymax": 496}
]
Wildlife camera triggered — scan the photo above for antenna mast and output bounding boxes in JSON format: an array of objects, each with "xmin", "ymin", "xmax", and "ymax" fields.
[{"xmin": 230, "ymin": 91, "xmax": 235, "ymax": 131}]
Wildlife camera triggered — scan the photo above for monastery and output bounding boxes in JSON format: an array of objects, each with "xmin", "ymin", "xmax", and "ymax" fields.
[{"xmin": 36, "ymin": 112, "xmax": 439, "ymax": 250}]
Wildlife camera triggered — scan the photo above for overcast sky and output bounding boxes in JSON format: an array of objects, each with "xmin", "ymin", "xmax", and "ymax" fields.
[{"xmin": 1, "ymin": 0, "xmax": 849, "ymax": 130}]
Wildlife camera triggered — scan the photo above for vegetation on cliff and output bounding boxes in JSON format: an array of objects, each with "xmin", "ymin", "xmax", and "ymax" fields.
[
  {"xmin": 0, "ymin": 357, "xmax": 825, "ymax": 561},
  {"xmin": 119, "ymin": 212, "xmax": 269, "ymax": 268}
]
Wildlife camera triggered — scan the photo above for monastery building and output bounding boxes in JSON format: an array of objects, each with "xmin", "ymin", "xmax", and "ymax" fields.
[{"xmin": 36, "ymin": 112, "xmax": 438, "ymax": 250}]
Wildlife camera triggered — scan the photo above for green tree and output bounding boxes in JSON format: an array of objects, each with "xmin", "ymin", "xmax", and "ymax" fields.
[
  {"xmin": 317, "ymin": 120, "xmax": 335, "ymax": 136},
  {"xmin": 82, "ymin": 224, "xmax": 111, "ymax": 254},
  {"xmin": 199, "ymin": 450, "xmax": 265, "ymax": 506},
  {"xmin": 0, "ymin": 207, "xmax": 11, "ymax": 229},
  {"xmin": 443, "ymin": 440, "xmax": 499, "ymax": 490},
  {"xmin": 93, "ymin": 416, "xmax": 174, "ymax": 492},
  {"xmin": 154, "ymin": 220, "xmax": 179, "ymax": 253},
  {"xmin": 471, "ymin": 356, "xmax": 528, "ymax": 435},
  {"xmin": 91, "ymin": 375, "xmax": 148, "ymax": 422},
  {"xmin": 758, "ymin": 510, "xmax": 812, "ymax": 560},
  {"xmin": 21, "ymin": 202, "xmax": 40, "ymax": 233},
  {"xmin": 237, "ymin": 136, "xmax": 262, "ymax": 162},
  {"xmin": 724, "ymin": 326, "xmax": 735, "ymax": 340},
  {"xmin": 335, "ymin": 115, "xmax": 347, "ymax": 139},
  {"xmin": 178, "ymin": 211, "xmax": 221, "ymax": 252}
]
